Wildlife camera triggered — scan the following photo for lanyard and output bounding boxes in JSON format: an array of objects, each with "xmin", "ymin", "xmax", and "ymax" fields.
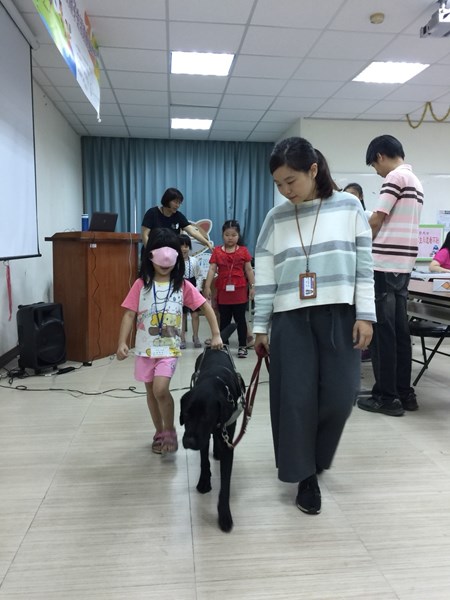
[
  {"xmin": 294, "ymin": 199, "xmax": 322, "ymax": 273},
  {"xmin": 152, "ymin": 282, "xmax": 172, "ymax": 336},
  {"xmin": 222, "ymin": 245, "xmax": 238, "ymax": 282}
]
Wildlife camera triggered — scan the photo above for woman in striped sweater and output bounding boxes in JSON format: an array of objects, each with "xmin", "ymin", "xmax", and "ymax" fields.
[{"xmin": 253, "ymin": 137, "xmax": 375, "ymax": 515}]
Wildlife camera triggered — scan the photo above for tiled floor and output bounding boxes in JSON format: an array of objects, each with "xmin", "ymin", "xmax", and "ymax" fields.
[{"xmin": 0, "ymin": 320, "xmax": 449, "ymax": 599}]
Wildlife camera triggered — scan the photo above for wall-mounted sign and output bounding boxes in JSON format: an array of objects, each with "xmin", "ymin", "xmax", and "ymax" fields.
[{"xmin": 417, "ymin": 224, "xmax": 444, "ymax": 262}]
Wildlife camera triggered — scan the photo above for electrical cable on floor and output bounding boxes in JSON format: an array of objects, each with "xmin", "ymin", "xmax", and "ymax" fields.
[
  {"xmin": 1, "ymin": 353, "xmax": 268, "ymax": 398},
  {"xmin": 0, "ymin": 379, "xmax": 268, "ymax": 398}
]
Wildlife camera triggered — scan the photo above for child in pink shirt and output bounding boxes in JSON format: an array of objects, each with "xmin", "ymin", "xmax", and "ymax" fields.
[
  {"xmin": 117, "ymin": 228, "xmax": 222, "ymax": 454},
  {"xmin": 430, "ymin": 232, "xmax": 450, "ymax": 272}
]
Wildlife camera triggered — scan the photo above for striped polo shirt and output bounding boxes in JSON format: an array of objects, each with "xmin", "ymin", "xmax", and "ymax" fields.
[{"xmin": 372, "ymin": 164, "xmax": 423, "ymax": 273}]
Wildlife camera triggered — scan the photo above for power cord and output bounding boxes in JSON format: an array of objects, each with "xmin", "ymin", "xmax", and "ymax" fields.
[
  {"xmin": 0, "ymin": 382, "xmax": 197, "ymax": 398},
  {"xmin": 1, "ymin": 355, "xmax": 269, "ymax": 398}
]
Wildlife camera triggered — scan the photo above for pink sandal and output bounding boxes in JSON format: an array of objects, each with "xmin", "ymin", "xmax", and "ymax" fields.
[
  {"xmin": 151, "ymin": 432, "xmax": 164, "ymax": 454},
  {"xmin": 161, "ymin": 429, "xmax": 178, "ymax": 454}
]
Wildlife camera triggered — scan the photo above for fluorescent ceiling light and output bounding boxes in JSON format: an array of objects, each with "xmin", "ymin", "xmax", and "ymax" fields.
[
  {"xmin": 171, "ymin": 118, "xmax": 212, "ymax": 130},
  {"xmin": 353, "ymin": 61, "xmax": 429, "ymax": 84},
  {"xmin": 171, "ymin": 51, "xmax": 234, "ymax": 76}
]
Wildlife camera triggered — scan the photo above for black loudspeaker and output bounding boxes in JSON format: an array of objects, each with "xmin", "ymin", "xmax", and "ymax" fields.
[{"xmin": 17, "ymin": 302, "xmax": 66, "ymax": 372}]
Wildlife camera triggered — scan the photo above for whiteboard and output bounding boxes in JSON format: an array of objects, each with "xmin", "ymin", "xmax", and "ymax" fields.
[{"xmin": 335, "ymin": 172, "xmax": 450, "ymax": 225}]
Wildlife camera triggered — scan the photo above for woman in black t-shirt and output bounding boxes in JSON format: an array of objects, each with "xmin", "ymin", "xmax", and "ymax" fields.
[{"xmin": 141, "ymin": 188, "xmax": 213, "ymax": 250}]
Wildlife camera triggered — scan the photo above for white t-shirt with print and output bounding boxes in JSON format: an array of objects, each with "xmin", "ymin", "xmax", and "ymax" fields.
[{"xmin": 122, "ymin": 279, "xmax": 205, "ymax": 358}]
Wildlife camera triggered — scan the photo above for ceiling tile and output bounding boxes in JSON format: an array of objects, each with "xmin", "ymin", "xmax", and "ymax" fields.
[
  {"xmin": 128, "ymin": 127, "xmax": 169, "ymax": 138},
  {"xmin": 170, "ymin": 105, "xmax": 216, "ymax": 119},
  {"xmin": 170, "ymin": 129, "xmax": 210, "ymax": 140},
  {"xmin": 292, "ymin": 58, "xmax": 367, "ymax": 82},
  {"xmin": 99, "ymin": 48, "xmax": 167, "ymax": 73},
  {"xmin": 252, "ymin": 0, "xmax": 346, "ymax": 28},
  {"xmin": 329, "ymin": 0, "xmax": 431, "ymax": 34},
  {"xmin": 169, "ymin": 22, "xmax": 245, "ymax": 53},
  {"xmin": 170, "ymin": 74, "xmax": 227, "ymax": 94},
  {"xmin": 241, "ymin": 26, "xmax": 321, "ymax": 57},
  {"xmin": 281, "ymin": 80, "xmax": 343, "ymax": 98},
  {"xmin": 121, "ymin": 104, "xmax": 169, "ymax": 118},
  {"xmin": 215, "ymin": 108, "xmax": 265, "ymax": 121},
  {"xmin": 84, "ymin": 125, "xmax": 130, "ymax": 136},
  {"xmin": 124, "ymin": 116, "xmax": 168, "ymax": 128},
  {"xmin": 316, "ymin": 98, "xmax": 378, "ymax": 114},
  {"xmin": 19, "ymin": 0, "xmax": 447, "ymax": 140},
  {"xmin": 309, "ymin": 31, "xmax": 395, "ymax": 60},
  {"xmin": 66, "ymin": 101, "xmax": 110, "ymax": 116},
  {"xmin": 92, "ymin": 17, "xmax": 167, "ymax": 50},
  {"xmin": 170, "ymin": 92, "xmax": 222, "ymax": 108},
  {"xmin": 360, "ymin": 100, "xmax": 425, "ymax": 115},
  {"xmin": 169, "ymin": 0, "xmax": 254, "ymax": 24},
  {"xmin": 88, "ymin": 0, "xmax": 166, "ymax": 20},
  {"xmin": 232, "ymin": 55, "xmax": 300, "ymax": 79},
  {"xmin": 377, "ymin": 35, "xmax": 450, "ymax": 64},
  {"xmin": 80, "ymin": 114, "xmax": 126, "ymax": 127},
  {"xmin": 108, "ymin": 71, "xmax": 168, "ymax": 92},
  {"xmin": 114, "ymin": 89, "xmax": 168, "ymax": 106},
  {"xmin": 220, "ymin": 95, "xmax": 273, "ymax": 110},
  {"xmin": 227, "ymin": 77, "xmax": 284, "ymax": 96},
  {"xmin": 385, "ymin": 84, "xmax": 449, "ymax": 103},
  {"xmin": 261, "ymin": 110, "xmax": 304, "ymax": 122},
  {"xmin": 270, "ymin": 97, "xmax": 324, "ymax": 112},
  {"xmin": 333, "ymin": 82, "xmax": 400, "ymax": 101},
  {"xmin": 209, "ymin": 130, "xmax": 251, "ymax": 141},
  {"xmin": 212, "ymin": 121, "xmax": 256, "ymax": 132}
]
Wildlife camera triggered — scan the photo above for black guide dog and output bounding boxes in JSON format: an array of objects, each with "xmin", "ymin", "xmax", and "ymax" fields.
[{"xmin": 180, "ymin": 347, "xmax": 245, "ymax": 532}]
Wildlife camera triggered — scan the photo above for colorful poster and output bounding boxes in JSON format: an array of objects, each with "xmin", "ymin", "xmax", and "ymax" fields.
[
  {"xmin": 437, "ymin": 210, "xmax": 450, "ymax": 235},
  {"xmin": 33, "ymin": 0, "xmax": 100, "ymax": 115},
  {"xmin": 417, "ymin": 224, "xmax": 444, "ymax": 262}
]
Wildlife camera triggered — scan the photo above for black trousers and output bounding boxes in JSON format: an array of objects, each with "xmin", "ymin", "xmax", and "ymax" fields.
[
  {"xmin": 218, "ymin": 302, "xmax": 247, "ymax": 346},
  {"xmin": 269, "ymin": 304, "xmax": 360, "ymax": 483},
  {"xmin": 370, "ymin": 271, "xmax": 413, "ymax": 402}
]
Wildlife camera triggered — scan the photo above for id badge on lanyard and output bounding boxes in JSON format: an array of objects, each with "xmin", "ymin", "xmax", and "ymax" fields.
[{"xmin": 299, "ymin": 272, "xmax": 317, "ymax": 299}]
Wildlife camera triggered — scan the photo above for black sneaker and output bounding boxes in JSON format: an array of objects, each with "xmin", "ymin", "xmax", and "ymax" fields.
[
  {"xmin": 400, "ymin": 391, "xmax": 419, "ymax": 411},
  {"xmin": 357, "ymin": 396, "xmax": 405, "ymax": 416},
  {"xmin": 296, "ymin": 474, "xmax": 321, "ymax": 514}
]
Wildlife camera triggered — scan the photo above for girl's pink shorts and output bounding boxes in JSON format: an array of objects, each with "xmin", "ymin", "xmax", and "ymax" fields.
[{"xmin": 134, "ymin": 356, "xmax": 178, "ymax": 382}]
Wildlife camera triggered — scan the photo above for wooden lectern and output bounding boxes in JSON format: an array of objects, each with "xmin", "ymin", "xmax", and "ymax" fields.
[{"xmin": 45, "ymin": 232, "xmax": 140, "ymax": 362}]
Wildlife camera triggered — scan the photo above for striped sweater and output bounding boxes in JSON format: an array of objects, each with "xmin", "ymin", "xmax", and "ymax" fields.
[
  {"xmin": 372, "ymin": 164, "xmax": 423, "ymax": 273},
  {"xmin": 253, "ymin": 191, "xmax": 376, "ymax": 334}
]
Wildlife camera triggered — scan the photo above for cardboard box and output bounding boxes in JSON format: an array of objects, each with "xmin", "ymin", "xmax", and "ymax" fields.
[{"xmin": 432, "ymin": 278, "xmax": 450, "ymax": 292}]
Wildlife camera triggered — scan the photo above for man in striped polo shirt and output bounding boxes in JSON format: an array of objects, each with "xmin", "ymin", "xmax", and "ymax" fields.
[{"xmin": 358, "ymin": 135, "xmax": 423, "ymax": 416}]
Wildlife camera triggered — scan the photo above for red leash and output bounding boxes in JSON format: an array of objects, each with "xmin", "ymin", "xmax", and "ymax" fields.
[{"xmin": 231, "ymin": 346, "xmax": 269, "ymax": 448}]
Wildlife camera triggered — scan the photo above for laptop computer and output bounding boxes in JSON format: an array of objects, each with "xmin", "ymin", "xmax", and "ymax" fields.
[{"xmin": 88, "ymin": 212, "xmax": 118, "ymax": 232}]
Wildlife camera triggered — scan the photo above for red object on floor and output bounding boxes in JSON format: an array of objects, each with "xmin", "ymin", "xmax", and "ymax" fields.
[{"xmin": 6, "ymin": 262, "xmax": 12, "ymax": 321}]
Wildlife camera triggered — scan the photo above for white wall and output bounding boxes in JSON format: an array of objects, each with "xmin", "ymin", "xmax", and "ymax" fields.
[
  {"xmin": 289, "ymin": 119, "xmax": 450, "ymax": 222},
  {"xmin": 0, "ymin": 82, "xmax": 82, "ymax": 357}
]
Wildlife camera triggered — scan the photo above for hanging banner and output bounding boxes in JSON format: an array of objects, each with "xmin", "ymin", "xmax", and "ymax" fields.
[{"xmin": 33, "ymin": 0, "xmax": 100, "ymax": 116}]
